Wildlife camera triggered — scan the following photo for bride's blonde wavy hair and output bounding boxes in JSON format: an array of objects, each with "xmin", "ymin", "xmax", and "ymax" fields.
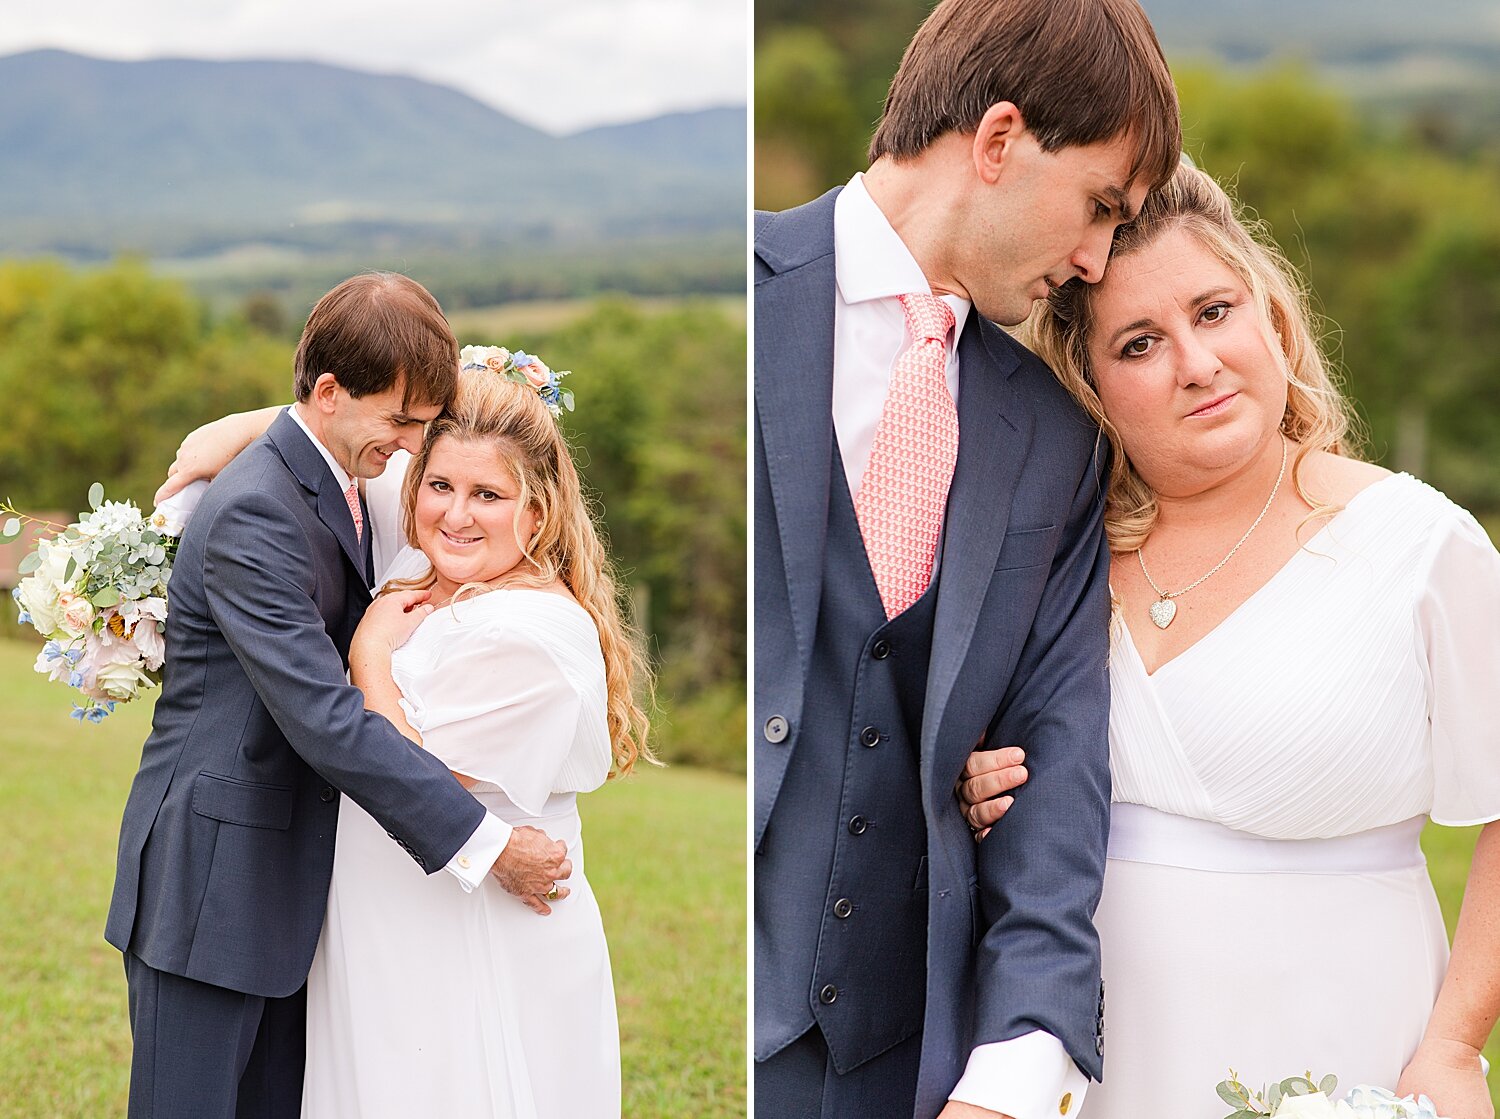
[
  {"xmin": 1024, "ymin": 160, "xmax": 1366, "ymax": 556},
  {"xmin": 385, "ymin": 370, "xmax": 655, "ymax": 777}
]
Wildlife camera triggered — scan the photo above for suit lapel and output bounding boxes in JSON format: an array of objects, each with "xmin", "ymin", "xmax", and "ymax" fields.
[
  {"xmin": 753, "ymin": 194, "xmax": 839, "ymax": 848},
  {"xmin": 267, "ymin": 411, "xmax": 373, "ymax": 595},
  {"xmin": 756, "ymin": 256, "xmax": 836, "ymax": 695},
  {"xmin": 921, "ymin": 319, "xmax": 1033, "ymax": 774}
]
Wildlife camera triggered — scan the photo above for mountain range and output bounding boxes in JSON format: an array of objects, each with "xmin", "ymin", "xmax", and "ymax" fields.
[{"xmin": 0, "ymin": 50, "xmax": 745, "ymax": 257}]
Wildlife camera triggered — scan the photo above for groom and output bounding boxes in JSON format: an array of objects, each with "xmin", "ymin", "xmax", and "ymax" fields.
[
  {"xmin": 754, "ymin": 1, "xmax": 1180, "ymax": 1116},
  {"xmin": 106, "ymin": 273, "xmax": 569, "ymax": 1117}
]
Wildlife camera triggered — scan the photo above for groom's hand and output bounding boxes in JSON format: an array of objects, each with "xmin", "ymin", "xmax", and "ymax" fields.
[
  {"xmin": 938, "ymin": 1104, "xmax": 1012, "ymax": 1119},
  {"xmin": 489, "ymin": 825, "xmax": 572, "ymax": 916}
]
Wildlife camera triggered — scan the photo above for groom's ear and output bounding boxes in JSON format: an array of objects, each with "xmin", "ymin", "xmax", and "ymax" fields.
[
  {"xmin": 310, "ymin": 372, "xmax": 343, "ymax": 416},
  {"xmin": 971, "ymin": 101, "xmax": 1026, "ymax": 185}
]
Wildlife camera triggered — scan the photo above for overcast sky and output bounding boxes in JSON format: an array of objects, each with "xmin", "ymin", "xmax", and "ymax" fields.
[{"xmin": 0, "ymin": 0, "xmax": 748, "ymax": 134}]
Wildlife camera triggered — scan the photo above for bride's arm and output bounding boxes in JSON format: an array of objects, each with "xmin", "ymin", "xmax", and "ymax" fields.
[
  {"xmin": 348, "ymin": 590, "xmax": 572, "ymax": 915},
  {"xmin": 1398, "ymin": 821, "xmax": 1500, "ymax": 1117},
  {"xmin": 154, "ymin": 405, "xmax": 284, "ymax": 504},
  {"xmin": 348, "ymin": 589, "xmax": 470, "ymax": 786}
]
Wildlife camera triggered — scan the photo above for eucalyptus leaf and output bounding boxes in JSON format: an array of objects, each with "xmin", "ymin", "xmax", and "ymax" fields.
[
  {"xmin": 561, "ymin": 388, "xmax": 576, "ymax": 412},
  {"xmin": 18, "ymin": 551, "xmax": 41, "ymax": 575},
  {"xmin": 1268, "ymin": 1083, "xmax": 1283, "ymax": 1111},
  {"xmin": 64, "ymin": 557, "xmax": 77, "ymax": 584},
  {"xmin": 1217, "ymin": 1084, "xmax": 1246, "ymax": 1107},
  {"xmin": 1318, "ymin": 1075, "xmax": 1337, "ymax": 1096},
  {"xmin": 90, "ymin": 587, "xmax": 120, "ymax": 608},
  {"xmin": 1, "ymin": 516, "xmax": 18, "ymax": 541},
  {"xmin": 88, "ymin": 482, "xmax": 104, "ymax": 510}
]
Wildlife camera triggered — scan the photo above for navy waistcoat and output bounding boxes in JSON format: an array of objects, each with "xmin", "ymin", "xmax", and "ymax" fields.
[{"xmin": 755, "ymin": 447, "xmax": 942, "ymax": 1074}]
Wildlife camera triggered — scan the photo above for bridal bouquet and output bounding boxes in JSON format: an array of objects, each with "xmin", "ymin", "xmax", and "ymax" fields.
[
  {"xmin": 4, "ymin": 483, "xmax": 187, "ymax": 722},
  {"xmin": 1217, "ymin": 1072, "xmax": 1448, "ymax": 1119}
]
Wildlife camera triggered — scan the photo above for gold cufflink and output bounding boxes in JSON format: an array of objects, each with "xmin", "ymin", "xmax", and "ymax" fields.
[{"xmin": 1059, "ymin": 1092, "xmax": 1073, "ymax": 1115}]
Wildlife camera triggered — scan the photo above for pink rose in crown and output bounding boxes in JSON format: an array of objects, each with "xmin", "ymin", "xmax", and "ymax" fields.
[
  {"xmin": 521, "ymin": 360, "xmax": 550, "ymax": 388},
  {"xmin": 485, "ymin": 355, "xmax": 508, "ymax": 372}
]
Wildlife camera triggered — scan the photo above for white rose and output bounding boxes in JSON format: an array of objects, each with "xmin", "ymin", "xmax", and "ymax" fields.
[
  {"xmin": 93, "ymin": 658, "xmax": 151, "ymax": 702},
  {"xmin": 1273, "ymin": 1094, "xmax": 1356, "ymax": 1118},
  {"xmin": 16, "ymin": 541, "xmax": 80, "ymax": 637}
]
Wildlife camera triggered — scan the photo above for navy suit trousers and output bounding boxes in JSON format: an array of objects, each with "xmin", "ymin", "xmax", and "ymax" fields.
[
  {"xmin": 756, "ymin": 1026, "xmax": 922, "ymax": 1119},
  {"xmin": 124, "ymin": 951, "xmax": 305, "ymax": 1119}
]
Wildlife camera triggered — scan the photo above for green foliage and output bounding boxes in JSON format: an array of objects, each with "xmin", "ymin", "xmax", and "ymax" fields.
[
  {"xmin": 508, "ymin": 298, "xmax": 748, "ymax": 768},
  {"xmin": 0, "ymin": 259, "xmax": 288, "ymax": 511}
]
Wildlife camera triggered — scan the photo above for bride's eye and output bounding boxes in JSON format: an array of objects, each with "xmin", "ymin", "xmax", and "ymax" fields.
[
  {"xmin": 1200, "ymin": 301, "xmax": 1231, "ymax": 324},
  {"xmin": 428, "ymin": 480, "xmax": 450, "ymax": 493},
  {"xmin": 1121, "ymin": 334, "xmax": 1155, "ymax": 359}
]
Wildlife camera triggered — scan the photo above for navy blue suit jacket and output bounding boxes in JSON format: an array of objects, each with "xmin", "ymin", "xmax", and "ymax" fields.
[
  {"xmin": 754, "ymin": 189, "xmax": 1113, "ymax": 1111},
  {"xmin": 106, "ymin": 410, "xmax": 485, "ymax": 997}
]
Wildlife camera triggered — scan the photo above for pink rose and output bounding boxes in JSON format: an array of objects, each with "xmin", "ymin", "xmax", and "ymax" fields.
[
  {"xmin": 57, "ymin": 592, "xmax": 95, "ymax": 634},
  {"xmin": 485, "ymin": 355, "xmax": 508, "ymax": 372},
  {"xmin": 523, "ymin": 361, "xmax": 550, "ymax": 388}
]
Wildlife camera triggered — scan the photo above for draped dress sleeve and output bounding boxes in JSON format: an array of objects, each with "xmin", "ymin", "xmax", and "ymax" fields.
[
  {"xmin": 1416, "ymin": 506, "xmax": 1500, "ymax": 827},
  {"xmin": 391, "ymin": 594, "xmax": 613, "ymax": 814}
]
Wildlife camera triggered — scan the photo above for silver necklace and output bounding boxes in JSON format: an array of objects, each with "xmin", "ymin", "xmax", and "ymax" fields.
[{"xmin": 1137, "ymin": 434, "xmax": 1289, "ymax": 630}]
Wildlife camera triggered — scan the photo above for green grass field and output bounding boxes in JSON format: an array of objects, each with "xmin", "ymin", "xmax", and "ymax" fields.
[{"xmin": 0, "ymin": 639, "xmax": 745, "ymax": 1118}]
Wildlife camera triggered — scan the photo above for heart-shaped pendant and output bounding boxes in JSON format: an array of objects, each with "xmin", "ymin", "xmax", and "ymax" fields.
[{"xmin": 1148, "ymin": 598, "xmax": 1177, "ymax": 629}]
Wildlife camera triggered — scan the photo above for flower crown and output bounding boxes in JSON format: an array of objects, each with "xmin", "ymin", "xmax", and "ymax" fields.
[{"xmin": 459, "ymin": 344, "xmax": 574, "ymax": 417}]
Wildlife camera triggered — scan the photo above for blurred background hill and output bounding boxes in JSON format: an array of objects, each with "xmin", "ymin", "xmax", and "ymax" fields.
[
  {"xmin": 2, "ymin": 50, "xmax": 745, "ymax": 309},
  {"xmin": 755, "ymin": 0, "xmax": 1500, "ymax": 518}
]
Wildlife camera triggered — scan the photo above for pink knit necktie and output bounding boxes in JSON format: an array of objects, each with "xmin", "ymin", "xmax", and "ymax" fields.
[
  {"xmin": 344, "ymin": 481, "xmax": 363, "ymax": 543},
  {"xmin": 855, "ymin": 293, "xmax": 958, "ymax": 618}
]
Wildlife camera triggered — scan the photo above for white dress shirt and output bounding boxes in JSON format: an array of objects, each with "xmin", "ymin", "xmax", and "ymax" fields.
[
  {"xmin": 832, "ymin": 175, "xmax": 1090, "ymax": 1119},
  {"xmin": 287, "ymin": 405, "xmax": 512, "ymax": 892}
]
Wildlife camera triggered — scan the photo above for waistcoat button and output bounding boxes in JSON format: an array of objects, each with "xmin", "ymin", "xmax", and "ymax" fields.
[
  {"xmin": 859, "ymin": 725, "xmax": 880, "ymax": 748},
  {"xmin": 848, "ymin": 815, "xmax": 868, "ymax": 835},
  {"xmin": 833, "ymin": 898, "xmax": 853, "ymax": 919},
  {"xmin": 872, "ymin": 639, "xmax": 891, "ymax": 659},
  {"xmin": 819, "ymin": 984, "xmax": 838, "ymax": 1004}
]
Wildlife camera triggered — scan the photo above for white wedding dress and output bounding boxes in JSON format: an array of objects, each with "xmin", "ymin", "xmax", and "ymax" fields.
[
  {"xmin": 1082, "ymin": 474, "xmax": 1500, "ymax": 1118},
  {"xmin": 301, "ymin": 452, "xmax": 620, "ymax": 1118}
]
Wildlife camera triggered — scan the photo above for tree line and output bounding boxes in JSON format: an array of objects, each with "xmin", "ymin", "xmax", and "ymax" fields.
[{"xmin": 0, "ymin": 263, "xmax": 746, "ymax": 772}]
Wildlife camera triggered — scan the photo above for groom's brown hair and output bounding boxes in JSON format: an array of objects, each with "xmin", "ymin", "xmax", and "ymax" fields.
[
  {"xmin": 293, "ymin": 272, "xmax": 459, "ymax": 409},
  {"xmin": 869, "ymin": 0, "xmax": 1180, "ymax": 191}
]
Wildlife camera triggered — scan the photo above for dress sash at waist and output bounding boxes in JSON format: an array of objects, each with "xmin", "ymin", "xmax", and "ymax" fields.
[{"xmin": 1108, "ymin": 803, "xmax": 1427, "ymax": 874}]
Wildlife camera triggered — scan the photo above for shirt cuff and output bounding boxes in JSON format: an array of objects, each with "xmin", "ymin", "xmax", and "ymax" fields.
[
  {"xmin": 441, "ymin": 811, "xmax": 512, "ymax": 893},
  {"xmin": 949, "ymin": 1030, "xmax": 1089, "ymax": 1119}
]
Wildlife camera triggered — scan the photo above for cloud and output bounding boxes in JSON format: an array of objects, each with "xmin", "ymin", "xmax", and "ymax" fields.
[{"xmin": 0, "ymin": 0, "xmax": 747, "ymax": 132}]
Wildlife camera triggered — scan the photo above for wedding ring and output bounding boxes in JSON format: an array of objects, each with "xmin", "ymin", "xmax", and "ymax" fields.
[{"xmin": 545, "ymin": 886, "xmax": 560, "ymax": 901}]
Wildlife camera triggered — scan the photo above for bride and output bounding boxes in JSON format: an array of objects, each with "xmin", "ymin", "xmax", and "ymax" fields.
[
  {"xmin": 299, "ymin": 357, "xmax": 651, "ymax": 1117},
  {"xmin": 959, "ymin": 162, "xmax": 1500, "ymax": 1118}
]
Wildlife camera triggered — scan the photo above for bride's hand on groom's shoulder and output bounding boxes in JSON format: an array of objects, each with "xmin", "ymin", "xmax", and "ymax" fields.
[
  {"xmin": 352, "ymin": 590, "xmax": 434, "ymax": 658},
  {"xmin": 955, "ymin": 745, "xmax": 1030, "ymax": 841},
  {"xmin": 1397, "ymin": 1038, "xmax": 1494, "ymax": 1119}
]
